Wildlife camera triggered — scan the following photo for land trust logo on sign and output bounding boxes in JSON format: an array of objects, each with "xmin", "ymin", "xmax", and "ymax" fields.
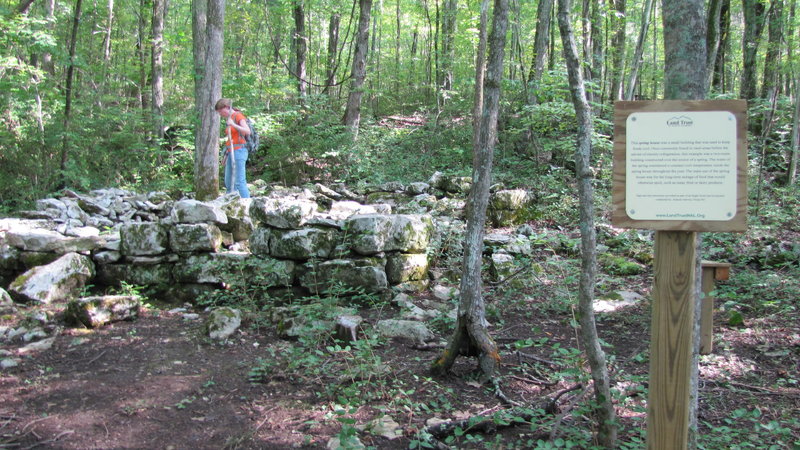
[{"xmin": 666, "ymin": 115, "xmax": 694, "ymax": 127}]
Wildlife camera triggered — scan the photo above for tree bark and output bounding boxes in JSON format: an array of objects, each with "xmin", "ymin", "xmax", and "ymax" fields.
[
  {"xmin": 741, "ymin": 0, "xmax": 768, "ymax": 100},
  {"xmin": 608, "ymin": 0, "xmax": 626, "ymax": 102},
  {"xmin": 624, "ymin": 0, "xmax": 653, "ymax": 100},
  {"xmin": 712, "ymin": 0, "xmax": 731, "ymax": 91},
  {"xmin": 102, "ymin": 0, "xmax": 114, "ymax": 61},
  {"xmin": 527, "ymin": 0, "xmax": 553, "ymax": 104},
  {"xmin": 323, "ymin": 13, "xmax": 340, "ymax": 96},
  {"xmin": 760, "ymin": 0, "xmax": 784, "ymax": 99},
  {"xmin": 293, "ymin": 0, "xmax": 307, "ymax": 99},
  {"xmin": 431, "ymin": 0, "xmax": 508, "ymax": 382},
  {"xmin": 60, "ymin": 0, "xmax": 83, "ymax": 181},
  {"xmin": 192, "ymin": 0, "xmax": 225, "ymax": 200},
  {"xmin": 342, "ymin": 0, "xmax": 372, "ymax": 136},
  {"xmin": 556, "ymin": 0, "xmax": 617, "ymax": 445},
  {"xmin": 438, "ymin": 0, "xmax": 458, "ymax": 92},
  {"xmin": 152, "ymin": 0, "xmax": 166, "ymax": 141},
  {"xmin": 789, "ymin": 77, "xmax": 799, "ymax": 185},
  {"xmin": 705, "ymin": 0, "xmax": 724, "ymax": 91},
  {"xmin": 137, "ymin": 0, "xmax": 151, "ymax": 110},
  {"xmin": 473, "ymin": 0, "xmax": 490, "ymax": 147}
]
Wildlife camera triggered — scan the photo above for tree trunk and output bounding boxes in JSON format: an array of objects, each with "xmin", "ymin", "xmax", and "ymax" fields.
[
  {"xmin": 660, "ymin": 0, "xmax": 706, "ymax": 446},
  {"xmin": 473, "ymin": 0, "xmax": 490, "ymax": 147},
  {"xmin": 342, "ymin": 0, "xmax": 372, "ymax": 136},
  {"xmin": 192, "ymin": 0, "xmax": 225, "ymax": 201},
  {"xmin": 556, "ymin": 0, "xmax": 617, "ymax": 445},
  {"xmin": 712, "ymin": 0, "xmax": 731, "ymax": 91},
  {"xmin": 431, "ymin": 0, "xmax": 508, "ymax": 382},
  {"xmin": 137, "ymin": 0, "xmax": 151, "ymax": 110},
  {"xmin": 789, "ymin": 77, "xmax": 799, "ymax": 185},
  {"xmin": 624, "ymin": 0, "xmax": 653, "ymax": 100},
  {"xmin": 294, "ymin": 0, "xmax": 307, "ymax": 99},
  {"xmin": 608, "ymin": 0, "xmax": 626, "ymax": 102},
  {"xmin": 323, "ymin": 13, "xmax": 340, "ymax": 96},
  {"xmin": 438, "ymin": 0, "xmax": 458, "ymax": 92},
  {"xmin": 527, "ymin": 0, "xmax": 553, "ymax": 103},
  {"xmin": 741, "ymin": 0, "xmax": 768, "ymax": 100},
  {"xmin": 102, "ymin": 0, "xmax": 114, "ymax": 61},
  {"xmin": 760, "ymin": 0, "xmax": 784, "ymax": 99},
  {"xmin": 706, "ymin": 0, "xmax": 724, "ymax": 91},
  {"xmin": 60, "ymin": 0, "xmax": 83, "ymax": 181},
  {"xmin": 590, "ymin": 0, "xmax": 604, "ymax": 104},
  {"xmin": 152, "ymin": 0, "xmax": 166, "ymax": 141}
]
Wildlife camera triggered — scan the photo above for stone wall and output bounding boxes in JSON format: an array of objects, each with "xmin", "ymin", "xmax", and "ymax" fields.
[{"xmin": 1, "ymin": 175, "xmax": 534, "ymax": 305}]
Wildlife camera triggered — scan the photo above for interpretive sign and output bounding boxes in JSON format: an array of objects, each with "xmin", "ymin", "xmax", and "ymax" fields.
[{"xmin": 613, "ymin": 100, "xmax": 748, "ymax": 231}]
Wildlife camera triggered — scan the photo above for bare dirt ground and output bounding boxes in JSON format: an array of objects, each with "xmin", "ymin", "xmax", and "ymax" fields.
[{"xmin": 1, "ymin": 273, "xmax": 799, "ymax": 449}]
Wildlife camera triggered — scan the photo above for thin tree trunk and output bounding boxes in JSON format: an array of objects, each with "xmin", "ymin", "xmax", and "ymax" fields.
[
  {"xmin": 102, "ymin": 0, "xmax": 114, "ymax": 61},
  {"xmin": 608, "ymin": 0, "xmax": 626, "ymax": 102},
  {"xmin": 432, "ymin": 0, "xmax": 508, "ymax": 382},
  {"xmin": 473, "ymin": 0, "xmax": 490, "ymax": 147},
  {"xmin": 625, "ymin": 0, "xmax": 653, "ymax": 100},
  {"xmin": 590, "ymin": 0, "xmax": 604, "ymax": 104},
  {"xmin": 137, "ymin": 0, "xmax": 151, "ymax": 110},
  {"xmin": 323, "ymin": 13, "xmax": 340, "ymax": 96},
  {"xmin": 661, "ymin": 0, "xmax": 706, "ymax": 446},
  {"xmin": 527, "ymin": 0, "xmax": 553, "ymax": 104},
  {"xmin": 712, "ymin": 0, "xmax": 730, "ymax": 92},
  {"xmin": 61, "ymin": 0, "xmax": 83, "ymax": 181},
  {"xmin": 294, "ymin": 0, "xmax": 307, "ymax": 99},
  {"xmin": 152, "ymin": 0, "xmax": 166, "ymax": 141},
  {"xmin": 706, "ymin": 0, "xmax": 724, "ymax": 91},
  {"xmin": 741, "ymin": 0, "xmax": 768, "ymax": 100},
  {"xmin": 395, "ymin": 0, "xmax": 401, "ymax": 96},
  {"xmin": 192, "ymin": 0, "xmax": 225, "ymax": 200},
  {"xmin": 760, "ymin": 0, "xmax": 784, "ymax": 99},
  {"xmin": 439, "ymin": 0, "xmax": 457, "ymax": 92},
  {"xmin": 788, "ymin": 78, "xmax": 799, "ymax": 184},
  {"xmin": 557, "ymin": 0, "xmax": 617, "ymax": 445},
  {"xmin": 342, "ymin": 0, "xmax": 372, "ymax": 136}
]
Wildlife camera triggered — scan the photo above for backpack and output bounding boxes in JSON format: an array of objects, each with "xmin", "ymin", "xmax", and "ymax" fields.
[{"xmin": 235, "ymin": 111, "xmax": 259, "ymax": 153}]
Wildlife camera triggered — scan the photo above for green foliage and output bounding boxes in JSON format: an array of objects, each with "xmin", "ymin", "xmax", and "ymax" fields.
[{"xmin": 699, "ymin": 408, "xmax": 800, "ymax": 449}]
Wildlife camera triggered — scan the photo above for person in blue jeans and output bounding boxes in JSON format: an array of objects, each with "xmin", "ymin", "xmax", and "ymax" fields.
[{"xmin": 215, "ymin": 98, "xmax": 250, "ymax": 198}]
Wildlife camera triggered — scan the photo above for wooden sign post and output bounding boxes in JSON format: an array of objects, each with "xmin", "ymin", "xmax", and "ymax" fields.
[{"xmin": 613, "ymin": 100, "xmax": 747, "ymax": 449}]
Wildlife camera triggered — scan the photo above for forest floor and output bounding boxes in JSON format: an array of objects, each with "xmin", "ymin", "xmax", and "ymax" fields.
[{"xmin": 1, "ymin": 230, "xmax": 799, "ymax": 449}]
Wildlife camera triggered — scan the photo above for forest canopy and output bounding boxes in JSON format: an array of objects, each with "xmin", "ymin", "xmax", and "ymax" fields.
[{"xmin": 0, "ymin": 0, "xmax": 798, "ymax": 208}]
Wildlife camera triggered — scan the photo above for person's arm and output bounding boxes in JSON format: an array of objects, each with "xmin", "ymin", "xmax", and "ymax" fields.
[{"xmin": 227, "ymin": 113, "xmax": 250, "ymax": 136}]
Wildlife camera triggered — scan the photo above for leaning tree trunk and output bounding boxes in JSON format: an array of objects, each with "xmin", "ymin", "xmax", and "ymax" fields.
[
  {"xmin": 342, "ymin": 0, "xmax": 372, "ymax": 137},
  {"xmin": 431, "ymin": 0, "xmax": 509, "ymax": 382},
  {"xmin": 661, "ymin": 0, "xmax": 707, "ymax": 446},
  {"xmin": 192, "ymin": 0, "xmax": 225, "ymax": 201},
  {"xmin": 557, "ymin": 0, "xmax": 617, "ymax": 445}
]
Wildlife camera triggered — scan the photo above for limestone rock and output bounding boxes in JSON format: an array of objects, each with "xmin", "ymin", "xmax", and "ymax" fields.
[
  {"xmin": 206, "ymin": 307, "xmax": 241, "ymax": 339},
  {"xmin": 66, "ymin": 295, "xmax": 141, "ymax": 328},
  {"xmin": 249, "ymin": 195, "xmax": 317, "ymax": 229},
  {"xmin": 301, "ymin": 259, "xmax": 387, "ymax": 294},
  {"xmin": 120, "ymin": 222, "xmax": 169, "ymax": 256},
  {"xmin": 170, "ymin": 199, "xmax": 228, "ymax": 225},
  {"xmin": 345, "ymin": 214, "xmax": 433, "ymax": 255},
  {"xmin": 8, "ymin": 252, "xmax": 94, "ymax": 304},
  {"xmin": 376, "ymin": 319, "xmax": 434, "ymax": 343},
  {"xmin": 269, "ymin": 228, "xmax": 339, "ymax": 260},
  {"xmin": 169, "ymin": 223, "xmax": 223, "ymax": 253},
  {"xmin": 386, "ymin": 253, "xmax": 429, "ymax": 283}
]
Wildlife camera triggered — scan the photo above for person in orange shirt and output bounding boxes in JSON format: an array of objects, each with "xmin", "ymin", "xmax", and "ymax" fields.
[{"xmin": 215, "ymin": 98, "xmax": 251, "ymax": 198}]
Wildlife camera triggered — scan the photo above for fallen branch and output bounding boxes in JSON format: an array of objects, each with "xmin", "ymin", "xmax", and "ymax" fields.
[
  {"xmin": 423, "ymin": 384, "xmax": 583, "ymax": 442},
  {"xmin": 516, "ymin": 350, "xmax": 562, "ymax": 368}
]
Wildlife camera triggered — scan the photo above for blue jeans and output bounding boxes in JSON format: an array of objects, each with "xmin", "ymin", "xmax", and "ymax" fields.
[{"xmin": 224, "ymin": 146, "xmax": 250, "ymax": 198}]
